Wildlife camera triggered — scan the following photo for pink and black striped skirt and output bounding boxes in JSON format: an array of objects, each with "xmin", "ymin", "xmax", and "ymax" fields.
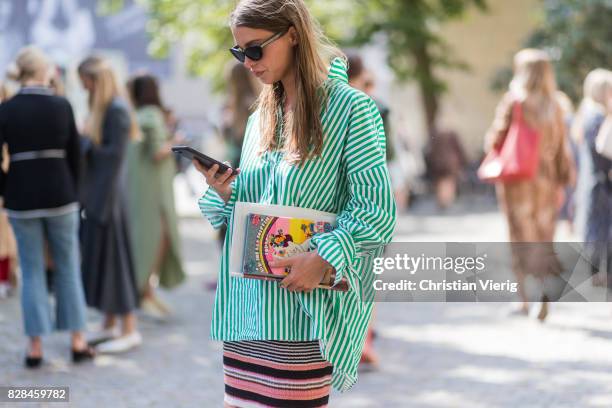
[{"xmin": 223, "ymin": 340, "xmax": 333, "ymax": 408}]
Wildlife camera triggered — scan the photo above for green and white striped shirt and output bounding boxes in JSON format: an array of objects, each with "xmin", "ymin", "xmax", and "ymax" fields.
[{"xmin": 199, "ymin": 57, "xmax": 396, "ymax": 391}]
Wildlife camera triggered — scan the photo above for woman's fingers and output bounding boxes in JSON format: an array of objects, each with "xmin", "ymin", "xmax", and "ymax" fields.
[
  {"xmin": 280, "ymin": 272, "xmax": 295, "ymax": 290},
  {"xmin": 193, "ymin": 160, "xmax": 238, "ymax": 199},
  {"xmin": 226, "ymin": 174, "xmax": 238, "ymax": 185},
  {"xmin": 281, "ymin": 272, "xmax": 315, "ymax": 293},
  {"xmin": 193, "ymin": 159, "xmax": 216, "ymax": 180},
  {"xmin": 215, "ymin": 168, "xmax": 234, "ymax": 185},
  {"xmin": 205, "ymin": 164, "xmax": 220, "ymax": 181}
]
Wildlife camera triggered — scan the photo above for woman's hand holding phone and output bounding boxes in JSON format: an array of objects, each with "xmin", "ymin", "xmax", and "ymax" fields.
[{"xmin": 193, "ymin": 160, "xmax": 240, "ymax": 204}]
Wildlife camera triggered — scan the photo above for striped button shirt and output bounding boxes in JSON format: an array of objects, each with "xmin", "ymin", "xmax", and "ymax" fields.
[{"xmin": 199, "ymin": 57, "xmax": 397, "ymax": 392}]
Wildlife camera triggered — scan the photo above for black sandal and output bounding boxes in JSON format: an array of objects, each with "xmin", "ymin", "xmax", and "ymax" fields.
[
  {"xmin": 24, "ymin": 355, "xmax": 43, "ymax": 369},
  {"xmin": 72, "ymin": 346, "xmax": 96, "ymax": 363}
]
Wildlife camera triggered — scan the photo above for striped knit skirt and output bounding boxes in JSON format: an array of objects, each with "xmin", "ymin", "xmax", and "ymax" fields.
[{"xmin": 223, "ymin": 340, "xmax": 333, "ymax": 408}]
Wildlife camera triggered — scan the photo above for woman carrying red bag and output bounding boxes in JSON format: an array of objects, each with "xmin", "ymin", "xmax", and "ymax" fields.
[{"xmin": 483, "ymin": 49, "xmax": 574, "ymax": 320}]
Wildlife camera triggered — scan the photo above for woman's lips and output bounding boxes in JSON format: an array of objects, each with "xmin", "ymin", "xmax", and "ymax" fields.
[{"xmin": 253, "ymin": 70, "xmax": 264, "ymax": 78}]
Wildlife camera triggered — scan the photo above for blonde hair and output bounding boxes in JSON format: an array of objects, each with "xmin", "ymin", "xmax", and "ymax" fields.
[
  {"xmin": 78, "ymin": 56, "xmax": 139, "ymax": 145},
  {"xmin": 571, "ymin": 69, "xmax": 612, "ymax": 143},
  {"xmin": 509, "ymin": 49, "xmax": 558, "ymax": 124},
  {"xmin": 6, "ymin": 45, "xmax": 51, "ymax": 84},
  {"xmin": 230, "ymin": 0, "xmax": 344, "ymax": 165},
  {"xmin": 583, "ymin": 69, "xmax": 612, "ymax": 109},
  {"xmin": 0, "ymin": 81, "xmax": 12, "ymax": 102}
]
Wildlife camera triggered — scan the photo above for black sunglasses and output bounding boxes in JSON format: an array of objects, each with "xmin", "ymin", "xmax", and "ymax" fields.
[{"xmin": 229, "ymin": 30, "xmax": 288, "ymax": 63}]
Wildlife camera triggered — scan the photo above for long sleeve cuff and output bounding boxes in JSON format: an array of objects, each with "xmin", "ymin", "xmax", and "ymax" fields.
[
  {"xmin": 198, "ymin": 184, "xmax": 238, "ymax": 229},
  {"xmin": 310, "ymin": 227, "xmax": 356, "ymax": 286}
]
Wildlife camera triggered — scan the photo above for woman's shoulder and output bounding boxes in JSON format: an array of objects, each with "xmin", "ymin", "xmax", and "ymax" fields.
[
  {"xmin": 0, "ymin": 93, "xmax": 73, "ymax": 121},
  {"xmin": 137, "ymin": 105, "xmax": 164, "ymax": 124},
  {"xmin": 108, "ymin": 97, "xmax": 131, "ymax": 114},
  {"xmin": 137, "ymin": 104, "xmax": 163, "ymax": 115},
  {"xmin": 3, "ymin": 92, "xmax": 70, "ymax": 107},
  {"xmin": 325, "ymin": 80, "xmax": 375, "ymax": 116},
  {"xmin": 105, "ymin": 97, "xmax": 133, "ymax": 120},
  {"xmin": 584, "ymin": 107, "xmax": 606, "ymax": 135},
  {"xmin": 499, "ymin": 91, "xmax": 518, "ymax": 107},
  {"xmin": 326, "ymin": 77, "xmax": 361, "ymax": 99}
]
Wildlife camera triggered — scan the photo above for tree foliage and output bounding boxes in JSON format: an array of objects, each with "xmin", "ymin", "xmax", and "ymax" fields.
[
  {"xmin": 526, "ymin": 0, "xmax": 612, "ymax": 101},
  {"xmin": 346, "ymin": 0, "xmax": 488, "ymax": 133},
  {"xmin": 493, "ymin": 0, "xmax": 612, "ymax": 102},
  {"xmin": 138, "ymin": 0, "xmax": 354, "ymax": 87},
  {"xmin": 125, "ymin": 0, "xmax": 488, "ymax": 133}
]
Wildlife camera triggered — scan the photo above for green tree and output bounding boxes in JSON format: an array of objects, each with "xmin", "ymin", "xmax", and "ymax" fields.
[
  {"xmin": 347, "ymin": 0, "xmax": 487, "ymax": 135},
  {"xmin": 523, "ymin": 0, "xmax": 612, "ymax": 102},
  {"xmin": 133, "ymin": 0, "xmax": 487, "ymax": 135},
  {"xmin": 139, "ymin": 0, "xmax": 354, "ymax": 85}
]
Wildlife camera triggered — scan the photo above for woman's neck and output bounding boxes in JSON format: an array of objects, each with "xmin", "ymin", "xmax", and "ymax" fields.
[{"xmin": 280, "ymin": 66, "xmax": 297, "ymax": 112}]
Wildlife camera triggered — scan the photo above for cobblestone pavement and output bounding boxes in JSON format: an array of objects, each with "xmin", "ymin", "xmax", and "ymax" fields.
[{"xmin": 2, "ymin": 195, "xmax": 612, "ymax": 407}]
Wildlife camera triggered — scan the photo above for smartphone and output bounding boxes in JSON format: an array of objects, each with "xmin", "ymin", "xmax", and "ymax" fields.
[{"xmin": 171, "ymin": 146, "xmax": 239, "ymax": 176}]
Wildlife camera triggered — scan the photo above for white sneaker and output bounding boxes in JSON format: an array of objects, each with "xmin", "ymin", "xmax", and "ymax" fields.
[
  {"xmin": 140, "ymin": 297, "xmax": 170, "ymax": 321},
  {"xmin": 86, "ymin": 325, "xmax": 121, "ymax": 345},
  {"xmin": 96, "ymin": 332, "xmax": 142, "ymax": 354}
]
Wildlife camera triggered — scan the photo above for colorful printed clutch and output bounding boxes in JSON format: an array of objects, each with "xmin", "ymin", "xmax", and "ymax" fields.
[{"xmin": 242, "ymin": 213, "xmax": 349, "ymax": 291}]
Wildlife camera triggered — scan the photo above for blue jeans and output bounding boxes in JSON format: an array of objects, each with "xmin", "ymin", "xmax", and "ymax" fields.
[{"xmin": 9, "ymin": 211, "xmax": 87, "ymax": 337}]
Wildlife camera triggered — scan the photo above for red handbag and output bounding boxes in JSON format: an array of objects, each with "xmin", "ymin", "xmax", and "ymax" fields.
[{"xmin": 478, "ymin": 101, "xmax": 540, "ymax": 183}]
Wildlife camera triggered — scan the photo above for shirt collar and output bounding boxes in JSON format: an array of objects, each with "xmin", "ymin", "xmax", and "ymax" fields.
[
  {"xmin": 19, "ymin": 86, "xmax": 54, "ymax": 96},
  {"xmin": 327, "ymin": 57, "xmax": 349, "ymax": 83}
]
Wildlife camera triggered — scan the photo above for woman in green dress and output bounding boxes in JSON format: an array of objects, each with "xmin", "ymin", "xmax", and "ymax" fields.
[{"xmin": 127, "ymin": 74, "xmax": 185, "ymax": 317}]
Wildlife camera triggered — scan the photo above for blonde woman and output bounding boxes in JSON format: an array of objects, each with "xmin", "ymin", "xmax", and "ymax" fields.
[
  {"xmin": 196, "ymin": 0, "xmax": 396, "ymax": 406},
  {"xmin": 572, "ymin": 69, "xmax": 612, "ymax": 286},
  {"xmin": 78, "ymin": 56, "xmax": 142, "ymax": 353},
  {"xmin": 0, "ymin": 46, "xmax": 94, "ymax": 367},
  {"xmin": 485, "ymin": 49, "xmax": 573, "ymax": 320}
]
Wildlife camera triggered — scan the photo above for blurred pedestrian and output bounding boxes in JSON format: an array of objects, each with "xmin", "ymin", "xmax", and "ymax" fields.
[
  {"xmin": 556, "ymin": 91, "xmax": 578, "ymax": 232},
  {"xmin": 197, "ymin": 0, "xmax": 396, "ymax": 405},
  {"xmin": 426, "ymin": 129, "xmax": 468, "ymax": 209},
  {"xmin": 347, "ymin": 54, "xmax": 395, "ymax": 161},
  {"xmin": 44, "ymin": 68, "xmax": 66, "ymax": 294},
  {"xmin": 484, "ymin": 49, "xmax": 573, "ymax": 321},
  {"xmin": 49, "ymin": 66, "xmax": 65, "ymax": 96},
  {"xmin": 223, "ymin": 63, "xmax": 260, "ymax": 169},
  {"xmin": 347, "ymin": 54, "xmax": 409, "ymax": 212},
  {"xmin": 78, "ymin": 55, "xmax": 142, "ymax": 353},
  {"xmin": 572, "ymin": 69, "xmax": 612, "ymax": 287},
  {"xmin": 126, "ymin": 73, "xmax": 186, "ymax": 319},
  {"xmin": 0, "ymin": 202, "xmax": 17, "ymax": 298},
  {"xmin": 0, "ymin": 83, "xmax": 18, "ymax": 299},
  {"xmin": 0, "ymin": 46, "xmax": 94, "ymax": 367}
]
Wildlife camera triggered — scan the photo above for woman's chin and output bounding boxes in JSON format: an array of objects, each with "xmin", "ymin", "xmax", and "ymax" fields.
[
  {"xmin": 254, "ymin": 72, "xmax": 278, "ymax": 85},
  {"xmin": 258, "ymin": 76, "xmax": 275, "ymax": 85}
]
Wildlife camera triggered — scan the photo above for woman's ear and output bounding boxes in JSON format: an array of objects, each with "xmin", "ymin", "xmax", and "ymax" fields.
[{"xmin": 288, "ymin": 26, "xmax": 298, "ymax": 46}]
